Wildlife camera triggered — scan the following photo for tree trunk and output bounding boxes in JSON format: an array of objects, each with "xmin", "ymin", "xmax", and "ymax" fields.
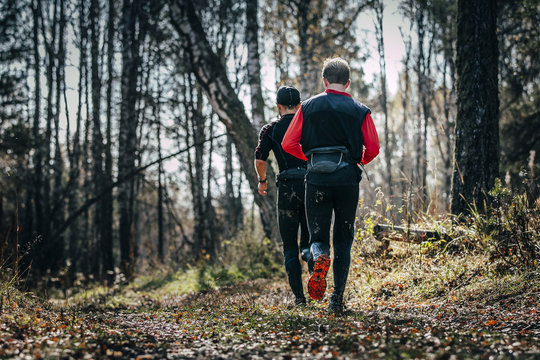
[
  {"xmin": 204, "ymin": 114, "xmax": 217, "ymax": 258},
  {"xmin": 118, "ymin": 0, "xmax": 141, "ymax": 278},
  {"xmin": 374, "ymin": 0, "xmax": 392, "ymax": 200},
  {"xmin": 37, "ymin": 0, "xmax": 58, "ymax": 273},
  {"xmin": 296, "ymin": 0, "xmax": 311, "ymax": 99},
  {"xmin": 66, "ymin": 0, "xmax": 85, "ymax": 281},
  {"xmin": 89, "ymin": 0, "xmax": 103, "ymax": 278},
  {"xmin": 245, "ymin": 0, "xmax": 266, "ymax": 130},
  {"xmin": 102, "ymin": 0, "xmax": 115, "ymax": 283},
  {"xmin": 415, "ymin": 5, "xmax": 426, "ymax": 209},
  {"xmin": 169, "ymin": 0, "xmax": 278, "ymax": 242},
  {"xmin": 31, "ymin": 0, "xmax": 43, "ymax": 240},
  {"xmin": 157, "ymin": 114, "xmax": 164, "ymax": 263},
  {"xmin": 399, "ymin": 28, "xmax": 412, "ymax": 201},
  {"xmin": 155, "ymin": 61, "xmax": 165, "ymax": 263},
  {"xmin": 51, "ymin": 0, "xmax": 66, "ymax": 272},
  {"xmin": 42, "ymin": 0, "xmax": 59, "ymax": 246},
  {"xmin": 451, "ymin": 0, "xmax": 499, "ymax": 215},
  {"xmin": 80, "ymin": 27, "xmax": 92, "ymax": 278}
]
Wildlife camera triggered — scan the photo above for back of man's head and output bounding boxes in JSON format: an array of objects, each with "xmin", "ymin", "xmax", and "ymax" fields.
[
  {"xmin": 276, "ymin": 85, "xmax": 301, "ymax": 109},
  {"xmin": 321, "ymin": 57, "xmax": 350, "ymax": 85}
]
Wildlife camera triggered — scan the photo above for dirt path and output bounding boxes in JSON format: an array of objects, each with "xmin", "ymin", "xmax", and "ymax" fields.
[{"xmin": 3, "ymin": 279, "xmax": 538, "ymax": 359}]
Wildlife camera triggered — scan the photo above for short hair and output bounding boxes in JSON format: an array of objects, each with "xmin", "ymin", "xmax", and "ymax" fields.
[
  {"xmin": 276, "ymin": 85, "xmax": 300, "ymax": 107},
  {"xmin": 321, "ymin": 57, "xmax": 350, "ymax": 85}
]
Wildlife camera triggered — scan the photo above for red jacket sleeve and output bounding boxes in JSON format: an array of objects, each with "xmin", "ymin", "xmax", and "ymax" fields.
[
  {"xmin": 361, "ymin": 113, "xmax": 380, "ymax": 165},
  {"xmin": 281, "ymin": 108, "xmax": 308, "ymax": 161}
]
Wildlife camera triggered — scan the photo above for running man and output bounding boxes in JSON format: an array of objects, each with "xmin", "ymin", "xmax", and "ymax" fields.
[
  {"xmin": 282, "ymin": 58, "xmax": 380, "ymax": 314},
  {"xmin": 254, "ymin": 85, "xmax": 314, "ymax": 307}
]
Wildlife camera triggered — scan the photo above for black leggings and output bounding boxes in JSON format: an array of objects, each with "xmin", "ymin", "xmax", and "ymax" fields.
[
  {"xmin": 277, "ymin": 179, "xmax": 309, "ymax": 300},
  {"xmin": 305, "ymin": 183, "xmax": 359, "ymax": 296}
]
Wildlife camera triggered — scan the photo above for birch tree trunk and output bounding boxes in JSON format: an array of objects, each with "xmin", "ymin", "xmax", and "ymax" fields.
[
  {"xmin": 374, "ymin": 0, "xmax": 392, "ymax": 200},
  {"xmin": 451, "ymin": 0, "xmax": 499, "ymax": 215},
  {"xmin": 169, "ymin": 0, "xmax": 278, "ymax": 241},
  {"xmin": 415, "ymin": 5, "xmax": 427, "ymax": 209},
  {"xmin": 399, "ymin": 28, "xmax": 412, "ymax": 200},
  {"xmin": 246, "ymin": 0, "xmax": 266, "ymax": 130}
]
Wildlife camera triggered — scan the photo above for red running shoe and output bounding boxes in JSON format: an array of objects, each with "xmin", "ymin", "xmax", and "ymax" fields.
[{"xmin": 307, "ymin": 254, "xmax": 330, "ymax": 300}]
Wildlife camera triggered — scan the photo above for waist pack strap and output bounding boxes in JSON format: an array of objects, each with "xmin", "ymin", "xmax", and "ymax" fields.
[
  {"xmin": 304, "ymin": 145, "xmax": 349, "ymax": 157},
  {"xmin": 276, "ymin": 167, "xmax": 306, "ymax": 181},
  {"xmin": 306, "ymin": 146, "xmax": 355, "ymax": 174}
]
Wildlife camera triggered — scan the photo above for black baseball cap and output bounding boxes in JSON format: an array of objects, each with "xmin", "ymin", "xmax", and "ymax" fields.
[{"xmin": 276, "ymin": 85, "xmax": 300, "ymax": 106}]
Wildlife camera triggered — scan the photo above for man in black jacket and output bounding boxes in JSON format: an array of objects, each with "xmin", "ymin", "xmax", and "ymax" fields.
[
  {"xmin": 282, "ymin": 58, "xmax": 380, "ymax": 314},
  {"xmin": 254, "ymin": 85, "xmax": 313, "ymax": 306}
]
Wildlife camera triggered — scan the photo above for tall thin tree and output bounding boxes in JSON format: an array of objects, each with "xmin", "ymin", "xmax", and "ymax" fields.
[
  {"xmin": 246, "ymin": 0, "xmax": 266, "ymax": 130},
  {"xmin": 118, "ymin": 0, "xmax": 142, "ymax": 277}
]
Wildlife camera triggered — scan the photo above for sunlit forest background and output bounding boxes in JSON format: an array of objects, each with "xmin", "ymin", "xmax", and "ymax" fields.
[{"xmin": 0, "ymin": 0, "xmax": 538, "ymax": 287}]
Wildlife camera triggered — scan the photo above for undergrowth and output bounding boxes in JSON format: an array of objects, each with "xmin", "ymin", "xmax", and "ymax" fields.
[{"xmin": 348, "ymin": 179, "xmax": 539, "ymax": 309}]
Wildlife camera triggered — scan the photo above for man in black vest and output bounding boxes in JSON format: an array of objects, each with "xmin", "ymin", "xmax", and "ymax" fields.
[
  {"xmin": 282, "ymin": 58, "xmax": 380, "ymax": 314},
  {"xmin": 254, "ymin": 85, "xmax": 313, "ymax": 307}
]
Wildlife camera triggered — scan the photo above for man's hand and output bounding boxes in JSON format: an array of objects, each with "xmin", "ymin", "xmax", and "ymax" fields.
[{"xmin": 258, "ymin": 181, "xmax": 268, "ymax": 196}]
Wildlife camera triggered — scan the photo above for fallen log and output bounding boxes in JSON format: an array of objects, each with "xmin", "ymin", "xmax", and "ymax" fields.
[{"xmin": 373, "ymin": 224, "xmax": 449, "ymax": 244}]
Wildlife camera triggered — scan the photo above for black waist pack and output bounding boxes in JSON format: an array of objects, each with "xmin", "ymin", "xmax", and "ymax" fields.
[
  {"xmin": 305, "ymin": 146, "xmax": 354, "ymax": 174},
  {"xmin": 276, "ymin": 167, "xmax": 306, "ymax": 181}
]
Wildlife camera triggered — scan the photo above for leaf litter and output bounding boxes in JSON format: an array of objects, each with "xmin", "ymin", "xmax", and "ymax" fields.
[{"xmin": 2, "ymin": 239, "xmax": 540, "ymax": 359}]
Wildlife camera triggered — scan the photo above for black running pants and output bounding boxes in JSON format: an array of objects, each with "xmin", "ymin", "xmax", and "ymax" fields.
[
  {"xmin": 305, "ymin": 183, "xmax": 359, "ymax": 296},
  {"xmin": 277, "ymin": 179, "xmax": 309, "ymax": 300}
]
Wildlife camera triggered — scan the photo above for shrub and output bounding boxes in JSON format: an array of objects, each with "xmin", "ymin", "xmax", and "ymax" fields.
[{"xmin": 472, "ymin": 179, "xmax": 539, "ymax": 270}]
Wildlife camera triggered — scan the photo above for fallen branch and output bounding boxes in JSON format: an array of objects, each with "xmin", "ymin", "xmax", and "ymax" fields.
[{"xmin": 373, "ymin": 224, "xmax": 449, "ymax": 243}]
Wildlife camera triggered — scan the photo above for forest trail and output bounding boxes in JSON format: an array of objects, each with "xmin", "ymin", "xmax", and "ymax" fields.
[{"xmin": 2, "ymin": 278, "xmax": 539, "ymax": 359}]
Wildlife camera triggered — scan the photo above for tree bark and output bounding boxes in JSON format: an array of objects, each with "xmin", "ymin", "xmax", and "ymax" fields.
[
  {"xmin": 245, "ymin": 0, "xmax": 266, "ymax": 130},
  {"xmin": 42, "ymin": 0, "xmax": 59, "ymax": 246},
  {"xmin": 374, "ymin": 0, "xmax": 392, "ymax": 200},
  {"xmin": 169, "ymin": 0, "xmax": 278, "ymax": 241},
  {"xmin": 66, "ymin": 0, "xmax": 86, "ymax": 281},
  {"xmin": 118, "ymin": 0, "xmax": 142, "ymax": 278},
  {"xmin": 51, "ymin": 0, "xmax": 66, "ymax": 272},
  {"xmin": 102, "ymin": 0, "xmax": 115, "ymax": 283},
  {"xmin": 155, "ymin": 60, "xmax": 165, "ymax": 263},
  {"xmin": 451, "ymin": 0, "xmax": 499, "ymax": 215},
  {"xmin": 90, "ymin": 0, "xmax": 103, "ymax": 278},
  {"xmin": 31, "ymin": 0, "xmax": 43, "ymax": 239},
  {"xmin": 415, "ymin": 5, "xmax": 426, "ymax": 209},
  {"xmin": 296, "ymin": 0, "xmax": 311, "ymax": 99},
  {"xmin": 399, "ymin": 27, "xmax": 412, "ymax": 201}
]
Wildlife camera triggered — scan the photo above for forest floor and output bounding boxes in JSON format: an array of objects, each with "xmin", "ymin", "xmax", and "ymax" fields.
[{"xmin": 1, "ymin": 241, "xmax": 539, "ymax": 359}]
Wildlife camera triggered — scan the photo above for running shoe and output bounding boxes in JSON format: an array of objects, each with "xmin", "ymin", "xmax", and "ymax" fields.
[{"xmin": 307, "ymin": 254, "xmax": 330, "ymax": 300}]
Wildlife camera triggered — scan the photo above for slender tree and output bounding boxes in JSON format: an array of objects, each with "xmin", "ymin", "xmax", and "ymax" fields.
[
  {"xmin": 398, "ymin": 26, "xmax": 412, "ymax": 201},
  {"xmin": 89, "ymin": 0, "xmax": 104, "ymax": 277},
  {"xmin": 246, "ymin": 0, "xmax": 265, "ymax": 130},
  {"xmin": 118, "ymin": 0, "xmax": 142, "ymax": 277},
  {"xmin": 66, "ymin": 0, "xmax": 86, "ymax": 280},
  {"xmin": 102, "ymin": 0, "xmax": 115, "ymax": 282},
  {"xmin": 31, "ymin": 0, "xmax": 43, "ymax": 239},
  {"xmin": 51, "ymin": 0, "xmax": 66, "ymax": 272},
  {"xmin": 374, "ymin": 0, "xmax": 392, "ymax": 200}
]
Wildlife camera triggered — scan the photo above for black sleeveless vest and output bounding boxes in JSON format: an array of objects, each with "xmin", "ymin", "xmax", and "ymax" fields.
[{"xmin": 300, "ymin": 91, "xmax": 370, "ymax": 164}]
